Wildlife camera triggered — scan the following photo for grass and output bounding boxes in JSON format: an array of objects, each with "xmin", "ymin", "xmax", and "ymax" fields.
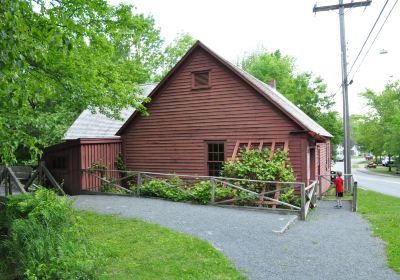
[
  {"xmin": 358, "ymin": 189, "xmax": 400, "ymax": 272},
  {"xmin": 80, "ymin": 211, "xmax": 247, "ymax": 280},
  {"xmin": 367, "ymin": 166, "xmax": 400, "ymax": 176},
  {"xmin": 1, "ymin": 209, "xmax": 247, "ymax": 279},
  {"xmin": 323, "ymin": 186, "xmax": 353, "ymax": 200}
]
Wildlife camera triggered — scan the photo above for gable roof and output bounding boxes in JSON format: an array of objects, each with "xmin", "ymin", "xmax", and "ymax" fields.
[
  {"xmin": 117, "ymin": 41, "xmax": 332, "ymax": 138},
  {"xmin": 64, "ymin": 83, "xmax": 157, "ymax": 139}
]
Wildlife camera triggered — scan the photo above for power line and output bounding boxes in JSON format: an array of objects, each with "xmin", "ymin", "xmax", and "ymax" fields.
[
  {"xmin": 350, "ymin": 0, "xmax": 399, "ymax": 81},
  {"xmin": 347, "ymin": 0, "xmax": 390, "ymax": 77},
  {"xmin": 313, "ymin": 0, "xmax": 372, "ymax": 190}
]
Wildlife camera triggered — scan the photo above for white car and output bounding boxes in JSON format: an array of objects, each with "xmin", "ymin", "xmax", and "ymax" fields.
[
  {"xmin": 336, "ymin": 154, "xmax": 344, "ymax": 162},
  {"xmin": 382, "ymin": 157, "xmax": 394, "ymax": 167}
]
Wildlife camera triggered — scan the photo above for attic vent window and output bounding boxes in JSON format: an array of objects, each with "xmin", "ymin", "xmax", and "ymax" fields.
[{"xmin": 192, "ymin": 71, "xmax": 210, "ymax": 89}]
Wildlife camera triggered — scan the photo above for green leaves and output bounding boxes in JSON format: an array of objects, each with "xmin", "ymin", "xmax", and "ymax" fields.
[
  {"xmin": 0, "ymin": 188, "xmax": 100, "ymax": 279},
  {"xmin": 0, "ymin": 0, "xmax": 172, "ymax": 164},
  {"xmin": 221, "ymin": 148, "xmax": 296, "ymax": 182},
  {"xmin": 353, "ymin": 81, "xmax": 400, "ymax": 158}
]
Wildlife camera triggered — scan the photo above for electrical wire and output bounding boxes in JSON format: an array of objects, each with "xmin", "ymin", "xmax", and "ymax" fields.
[
  {"xmin": 349, "ymin": 0, "xmax": 399, "ymax": 82},
  {"xmin": 346, "ymin": 0, "xmax": 390, "ymax": 78}
]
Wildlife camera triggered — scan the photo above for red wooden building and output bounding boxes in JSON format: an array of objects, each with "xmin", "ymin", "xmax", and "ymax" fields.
[{"xmin": 43, "ymin": 41, "xmax": 332, "ymax": 194}]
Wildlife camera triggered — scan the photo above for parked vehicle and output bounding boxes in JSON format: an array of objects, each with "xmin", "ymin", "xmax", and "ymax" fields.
[
  {"xmin": 381, "ymin": 157, "xmax": 394, "ymax": 167},
  {"xmin": 336, "ymin": 154, "xmax": 344, "ymax": 162},
  {"xmin": 365, "ymin": 153, "xmax": 373, "ymax": 160}
]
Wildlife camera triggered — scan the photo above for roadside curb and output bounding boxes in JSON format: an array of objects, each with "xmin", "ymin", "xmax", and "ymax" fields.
[{"xmin": 356, "ymin": 168, "xmax": 400, "ymax": 179}]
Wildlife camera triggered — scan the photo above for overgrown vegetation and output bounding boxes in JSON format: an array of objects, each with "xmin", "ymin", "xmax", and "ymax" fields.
[
  {"xmin": 221, "ymin": 149, "xmax": 295, "ymax": 182},
  {"xmin": 0, "ymin": 191, "xmax": 247, "ymax": 279},
  {"xmin": 0, "ymin": 188, "xmax": 100, "ymax": 279},
  {"xmin": 358, "ymin": 189, "xmax": 400, "ymax": 272},
  {"xmin": 0, "ymin": 0, "xmax": 195, "ymax": 165},
  {"xmin": 128, "ymin": 149, "xmax": 300, "ymax": 208}
]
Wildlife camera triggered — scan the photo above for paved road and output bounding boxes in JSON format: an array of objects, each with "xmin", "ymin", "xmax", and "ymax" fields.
[
  {"xmin": 334, "ymin": 158, "xmax": 400, "ymax": 197},
  {"xmin": 74, "ymin": 195, "xmax": 400, "ymax": 280}
]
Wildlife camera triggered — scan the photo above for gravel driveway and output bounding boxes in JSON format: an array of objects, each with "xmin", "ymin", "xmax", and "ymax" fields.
[{"xmin": 74, "ymin": 195, "xmax": 400, "ymax": 280}]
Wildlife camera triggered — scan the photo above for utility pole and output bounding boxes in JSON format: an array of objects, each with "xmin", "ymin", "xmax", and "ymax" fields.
[{"xmin": 313, "ymin": 0, "xmax": 371, "ymax": 191}]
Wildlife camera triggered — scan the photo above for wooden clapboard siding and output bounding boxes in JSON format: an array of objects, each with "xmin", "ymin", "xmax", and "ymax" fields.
[
  {"xmin": 122, "ymin": 47, "xmax": 308, "ymax": 181},
  {"xmin": 317, "ymin": 141, "xmax": 331, "ymax": 192},
  {"xmin": 80, "ymin": 139, "xmax": 122, "ymax": 192}
]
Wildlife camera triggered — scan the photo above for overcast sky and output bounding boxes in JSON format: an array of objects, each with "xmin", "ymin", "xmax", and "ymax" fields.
[{"xmin": 110, "ymin": 0, "xmax": 400, "ymax": 116}]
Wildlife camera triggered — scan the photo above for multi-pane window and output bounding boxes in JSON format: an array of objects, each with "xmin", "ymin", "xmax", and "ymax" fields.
[{"xmin": 208, "ymin": 143, "xmax": 224, "ymax": 176}]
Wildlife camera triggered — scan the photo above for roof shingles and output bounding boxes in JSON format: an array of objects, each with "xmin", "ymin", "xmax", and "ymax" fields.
[{"xmin": 64, "ymin": 83, "xmax": 157, "ymax": 139}]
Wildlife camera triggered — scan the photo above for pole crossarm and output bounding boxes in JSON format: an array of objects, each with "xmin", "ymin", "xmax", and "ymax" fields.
[{"xmin": 313, "ymin": 0, "xmax": 371, "ymax": 12}]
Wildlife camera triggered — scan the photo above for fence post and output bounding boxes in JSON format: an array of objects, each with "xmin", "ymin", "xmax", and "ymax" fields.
[
  {"xmin": 312, "ymin": 184, "xmax": 317, "ymax": 206},
  {"xmin": 5, "ymin": 173, "xmax": 9, "ymax": 196},
  {"xmin": 136, "ymin": 172, "xmax": 142, "ymax": 197},
  {"xmin": 300, "ymin": 183, "xmax": 306, "ymax": 220},
  {"xmin": 8, "ymin": 172, "xmax": 12, "ymax": 195},
  {"xmin": 210, "ymin": 177, "xmax": 215, "ymax": 204},
  {"xmin": 318, "ymin": 175, "xmax": 322, "ymax": 200},
  {"xmin": 352, "ymin": 181, "xmax": 358, "ymax": 212}
]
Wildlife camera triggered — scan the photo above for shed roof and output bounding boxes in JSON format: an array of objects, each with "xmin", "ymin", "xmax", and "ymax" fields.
[
  {"xmin": 117, "ymin": 41, "xmax": 332, "ymax": 138},
  {"xmin": 64, "ymin": 83, "xmax": 157, "ymax": 139}
]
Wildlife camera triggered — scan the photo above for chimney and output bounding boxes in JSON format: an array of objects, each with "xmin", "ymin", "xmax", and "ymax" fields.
[{"xmin": 268, "ymin": 79, "xmax": 276, "ymax": 88}]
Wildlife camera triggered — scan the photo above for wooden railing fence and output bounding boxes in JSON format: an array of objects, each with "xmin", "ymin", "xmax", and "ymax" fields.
[
  {"xmin": 0, "ymin": 162, "xmax": 65, "ymax": 196},
  {"xmin": 82, "ymin": 169, "xmax": 310, "ymax": 218},
  {"xmin": 317, "ymin": 173, "xmax": 357, "ymax": 212}
]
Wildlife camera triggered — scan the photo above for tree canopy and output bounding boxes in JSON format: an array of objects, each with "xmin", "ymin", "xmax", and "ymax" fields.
[
  {"xmin": 239, "ymin": 49, "xmax": 343, "ymax": 146},
  {"xmin": 0, "ymin": 0, "xmax": 194, "ymax": 165},
  {"xmin": 351, "ymin": 81, "xmax": 400, "ymax": 159}
]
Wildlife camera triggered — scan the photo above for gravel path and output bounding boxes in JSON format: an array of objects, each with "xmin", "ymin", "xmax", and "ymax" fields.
[{"xmin": 74, "ymin": 195, "xmax": 400, "ymax": 280}]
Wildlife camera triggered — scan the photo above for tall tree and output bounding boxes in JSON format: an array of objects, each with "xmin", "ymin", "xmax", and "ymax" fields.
[
  {"xmin": 355, "ymin": 81, "xmax": 400, "ymax": 163},
  {"xmin": 239, "ymin": 49, "xmax": 343, "ymax": 145},
  {"xmin": 162, "ymin": 33, "xmax": 195, "ymax": 74},
  {"xmin": 0, "ymin": 0, "xmax": 165, "ymax": 164}
]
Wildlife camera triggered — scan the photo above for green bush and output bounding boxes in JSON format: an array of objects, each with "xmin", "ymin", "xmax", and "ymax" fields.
[
  {"xmin": 221, "ymin": 148, "xmax": 295, "ymax": 182},
  {"xmin": 215, "ymin": 185, "xmax": 236, "ymax": 201},
  {"xmin": 279, "ymin": 188, "xmax": 301, "ymax": 207},
  {"xmin": 191, "ymin": 181, "xmax": 211, "ymax": 204},
  {"xmin": 190, "ymin": 181, "xmax": 240, "ymax": 204},
  {"xmin": 220, "ymin": 148, "xmax": 298, "ymax": 207},
  {"xmin": 141, "ymin": 176, "xmax": 190, "ymax": 202},
  {"xmin": 0, "ymin": 188, "xmax": 100, "ymax": 279}
]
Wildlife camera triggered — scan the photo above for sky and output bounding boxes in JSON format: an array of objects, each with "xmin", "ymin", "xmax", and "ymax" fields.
[{"xmin": 110, "ymin": 0, "xmax": 400, "ymax": 116}]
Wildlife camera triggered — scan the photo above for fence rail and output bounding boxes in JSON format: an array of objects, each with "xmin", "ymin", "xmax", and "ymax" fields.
[
  {"xmin": 81, "ymin": 169, "xmax": 320, "ymax": 219},
  {"xmin": 318, "ymin": 173, "xmax": 357, "ymax": 212},
  {"xmin": 0, "ymin": 162, "xmax": 65, "ymax": 196}
]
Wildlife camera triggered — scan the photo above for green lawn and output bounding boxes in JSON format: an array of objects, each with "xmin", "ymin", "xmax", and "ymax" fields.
[
  {"xmin": 358, "ymin": 189, "xmax": 400, "ymax": 272},
  {"xmin": 81, "ymin": 211, "xmax": 247, "ymax": 280},
  {"xmin": 367, "ymin": 166, "xmax": 400, "ymax": 176},
  {"xmin": 323, "ymin": 186, "xmax": 353, "ymax": 200}
]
